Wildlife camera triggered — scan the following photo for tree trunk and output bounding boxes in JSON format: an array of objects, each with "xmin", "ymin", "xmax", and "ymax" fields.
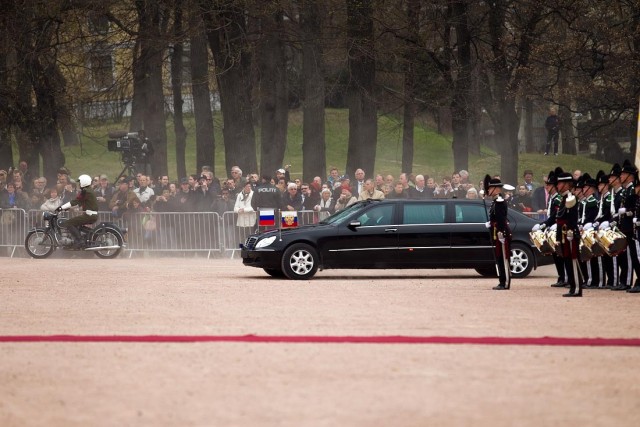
[
  {"xmin": 202, "ymin": 1, "xmax": 257, "ymax": 176},
  {"xmin": 258, "ymin": 8, "xmax": 288, "ymax": 177},
  {"xmin": 401, "ymin": 0, "xmax": 420, "ymax": 174},
  {"xmin": 171, "ymin": 0, "xmax": 187, "ymax": 181},
  {"xmin": 450, "ymin": 0, "xmax": 471, "ymax": 173},
  {"xmin": 190, "ymin": 14, "xmax": 215, "ymax": 177},
  {"xmin": 137, "ymin": 0, "xmax": 168, "ymax": 178},
  {"xmin": 130, "ymin": 39, "xmax": 144, "ymax": 132},
  {"xmin": 524, "ymin": 98, "xmax": 535, "ymax": 152},
  {"xmin": 301, "ymin": 0, "xmax": 326, "ymax": 184},
  {"xmin": 345, "ymin": 0, "xmax": 377, "ymax": 179}
]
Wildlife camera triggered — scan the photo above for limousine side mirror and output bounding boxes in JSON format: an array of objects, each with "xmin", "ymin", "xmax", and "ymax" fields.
[{"xmin": 348, "ymin": 220, "xmax": 361, "ymax": 229}]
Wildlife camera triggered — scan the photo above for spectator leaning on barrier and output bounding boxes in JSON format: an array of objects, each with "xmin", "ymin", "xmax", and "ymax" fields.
[
  {"xmin": 109, "ymin": 178, "xmax": 138, "ymax": 218},
  {"xmin": 358, "ymin": 179, "xmax": 385, "ymax": 201},
  {"xmin": 211, "ymin": 187, "xmax": 234, "ymax": 216},
  {"xmin": 335, "ymin": 188, "xmax": 357, "ymax": 211},
  {"xmin": 281, "ymin": 182, "xmax": 303, "ymax": 211},
  {"xmin": 387, "ymin": 181, "xmax": 408, "ymax": 199},
  {"xmin": 95, "ymin": 174, "xmax": 114, "ymax": 211},
  {"xmin": 314, "ymin": 188, "xmax": 335, "ymax": 220}
]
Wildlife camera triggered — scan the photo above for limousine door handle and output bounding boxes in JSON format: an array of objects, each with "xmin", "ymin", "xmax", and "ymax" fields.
[{"xmin": 384, "ymin": 228, "xmax": 398, "ymax": 232}]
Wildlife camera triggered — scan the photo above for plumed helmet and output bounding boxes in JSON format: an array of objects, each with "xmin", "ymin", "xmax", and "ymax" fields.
[
  {"xmin": 621, "ymin": 159, "xmax": 638, "ymax": 175},
  {"xmin": 610, "ymin": 163, "xmax": 622, "ymax": 177},
  {"xmin": 595, "ymin": 170, "xmax": 608, "ymax": 185},
  {"xmin": 581, "ymin": 173, "xmax": 597, "ymax": 188},
  {"xmin": 545, "ymin": 170, "xmax": 557, "ymax": 185},
  {"xmin": 78, "ymin": 174, "xmax": 92, "ymax": 188},
  {"xmin": 483, "ymin": 174, "xmax": 503, "ymax": 189}
]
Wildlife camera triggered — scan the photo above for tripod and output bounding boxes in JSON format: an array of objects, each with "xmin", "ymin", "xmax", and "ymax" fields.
[{"xmin": 114, "ymin": 162, "xmax": 138, "ymax": 185}]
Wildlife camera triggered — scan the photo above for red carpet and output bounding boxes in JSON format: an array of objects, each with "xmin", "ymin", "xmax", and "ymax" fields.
[{"xmin": 1, "ymin": 335, "xmax": 639, "ymax": 347}]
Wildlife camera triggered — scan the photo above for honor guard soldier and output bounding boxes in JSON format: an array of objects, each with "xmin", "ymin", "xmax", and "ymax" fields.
[
  {"xmin": 484, "ymin": 175, "xmax": 512, "ymax": 290},
  {"xmin": 617, "ymin": 160, "xmax": 640, "ymax": 291},
  {"xmin": 578, "ymin": 173, "xmax": 603, "ymax": 288},
  {"xmin": 595, "ymin": 170, "xmax": 616, "ymax": 288},
  {"xmin": 630, "ymin": 179, "xmax": 640, "ymax": 293},
  {"xmin": 608, "ymin": 163, "xmax": 627, "ymax": 289},
  {"xmin": 532, "ymin": 168, "xmax": 566, "ymax": 287},
  {"xmin": 555, "ymin": 171, "xmax": 581, "ymax": 297}
]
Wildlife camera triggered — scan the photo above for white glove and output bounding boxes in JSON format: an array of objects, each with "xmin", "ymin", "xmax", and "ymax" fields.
[
  {"xmin": 593, "ymin": 221, "xmax": 599, "ymax": 229},
  {"xmin": 539, "ymin": 223, "xmax": 547, "ymax": 231},
  {"xmin": 599, "ymin": 221, "xmax": 610, "ymax": 230},
  {"xmin": 60, "ymin": 202, "xmax": 72, "ymax": 210},
  {"xmin": 532, "ymin": 224, "xmax": 540, "ymax": 232},
  {"xmin": 633, "ymin": 218, "xmax": 638, "ymax": 225},
  {"xmin": 566, "ymin": 194, "xmax": 576, "ymax": 208},
  {"xmin": 619, "ymin": 208, "xmax": 626, "ymax": 216},
  {"xmin": 550, "ymin": 224, "xmax": 557, "ymax": 231},
  {"xmin": 485, "ymin": 221, "xmax": 491, "ymax": 229},
  {"xmin": 583, "ymin": 222, "xmax": 593, "ymax": 231}
]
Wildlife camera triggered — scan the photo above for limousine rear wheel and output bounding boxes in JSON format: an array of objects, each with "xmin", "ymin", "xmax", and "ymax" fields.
[
  {"xmin": 509, "ymin": 242, "xmax": 533, "ymax": 278},
  {"xmin": 281, "ymin": 243, "xmax": 319, "ymax": 280}
]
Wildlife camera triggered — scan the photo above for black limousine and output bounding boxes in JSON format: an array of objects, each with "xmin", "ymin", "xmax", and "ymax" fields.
[{"xmin": 241, "ymin": 199, "xmax": 552, "ymax": 280}]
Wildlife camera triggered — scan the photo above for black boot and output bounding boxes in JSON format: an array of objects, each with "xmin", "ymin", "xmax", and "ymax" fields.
[
  {"xmin": 493, "ymin": 284, "xmax": 507, "ymax": 290},
  {"xmin": 67, "ymin": 226, "xmax": 84, "ymax": 249}
]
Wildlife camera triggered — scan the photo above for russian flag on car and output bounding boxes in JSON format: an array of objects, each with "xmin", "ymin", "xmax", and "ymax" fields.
[
  {"xmin": 259, "ymin": 209, "xmax": 275, "ymax": 226},
  {"xmin": 281, "ymin": 211, "xmax": 298, "ymax": 228}
]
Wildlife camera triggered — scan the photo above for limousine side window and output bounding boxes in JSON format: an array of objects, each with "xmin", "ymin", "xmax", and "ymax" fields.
[
  {"xmin": 455, "ymin": 203, "xmax": 487, "ymax": 223},
  {"xmin": 403, "ymin": 203, "xmax": 445, "ymax": 225},
  {"xmin": 356, "ymin": 205, "xmax": 394, "ymax": 226}
]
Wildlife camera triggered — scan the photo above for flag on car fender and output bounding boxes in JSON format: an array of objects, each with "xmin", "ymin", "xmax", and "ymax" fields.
[
  {"xmin": 259, "ymin": 209, "xmax": 275, "ymax": 226},
  {"xmin": 281, "ymin": 211, "xmax": 298, "ymax": 228}
]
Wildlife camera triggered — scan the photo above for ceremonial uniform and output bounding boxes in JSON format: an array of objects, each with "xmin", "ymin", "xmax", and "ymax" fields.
[
  {"xmin": 555, "ymin": 172, "xmax": 581, "ymax": 297},
  {"xmin": 578, "ymin": 174, "xmax": 602, "ymax": 288},
  {"xmin": 596, "ymin": 176, "xmax": 616, "ymax": 288},
  {"xmin": 484, "ymin": 176, "xmax": 512, "ymax": 290},
  {"xmin": 541, "ymin": 181, "xmax": 565, "ymax": 287},
  {"xmin": 616, "ymin": 160, "xmax": 640, "ymax": 291}
]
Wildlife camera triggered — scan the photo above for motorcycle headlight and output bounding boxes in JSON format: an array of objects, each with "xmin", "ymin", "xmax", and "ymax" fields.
[{"xmin": 255, "ymin": 236, "xmax": 277, "ymax": 248}]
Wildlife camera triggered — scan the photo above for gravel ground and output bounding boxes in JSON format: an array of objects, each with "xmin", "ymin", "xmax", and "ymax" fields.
[{"xmin": 1, "ymin": 258, "xmax": 639, "ymax": 426}]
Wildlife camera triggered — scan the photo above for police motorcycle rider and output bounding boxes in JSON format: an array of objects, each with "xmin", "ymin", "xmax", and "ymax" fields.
[{"xmin": 56, "ymin": 174, "xmax": 99, "ymax": 249}]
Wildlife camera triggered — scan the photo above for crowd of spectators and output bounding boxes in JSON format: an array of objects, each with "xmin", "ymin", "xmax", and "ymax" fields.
[{"xmin": 1, "ymin": 161, "xmax": 553, "ymax": 221}]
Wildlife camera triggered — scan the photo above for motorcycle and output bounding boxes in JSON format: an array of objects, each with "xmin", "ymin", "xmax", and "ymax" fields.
[{"xmin": 25, "ymin": 210, "xmax": 125, "ymax": 259}]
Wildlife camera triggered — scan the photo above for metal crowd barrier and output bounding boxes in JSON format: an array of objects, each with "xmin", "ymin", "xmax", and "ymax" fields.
[
  {"xmin": 0, "ymin": 208, "xmax": 28, "ymax": 257},
  {"xmin": 521, "ymin": 212, "xmax": 548, "ymax": 221},
  {"xmin": 1, "ymin": 209, "xmax": 324, "ymax": 258}
]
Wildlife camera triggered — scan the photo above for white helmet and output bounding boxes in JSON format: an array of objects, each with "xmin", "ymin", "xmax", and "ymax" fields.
[{"xmin": 78, "ymin": 174, "xmax": 92, "ymax": 189}]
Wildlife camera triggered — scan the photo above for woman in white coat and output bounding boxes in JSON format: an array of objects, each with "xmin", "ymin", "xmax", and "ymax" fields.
[{"xmin": 234, "ymin": 182, "xmax": 256, "ymax": 228}]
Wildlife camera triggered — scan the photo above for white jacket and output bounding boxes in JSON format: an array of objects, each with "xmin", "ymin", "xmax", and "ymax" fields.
[{"xmin": 234, "ymin": 191, "xmax": 256, "ymax": 227}]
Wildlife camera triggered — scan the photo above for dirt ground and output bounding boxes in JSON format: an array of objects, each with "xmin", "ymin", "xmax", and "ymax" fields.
[{"xmin": 1, "ymin": 257, "xmax": 640, "ymax": 427}]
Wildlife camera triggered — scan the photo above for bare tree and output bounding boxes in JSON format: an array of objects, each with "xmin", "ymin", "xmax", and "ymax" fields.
[
  {"xmin": 257, "ymin": 3, "xmax": 289, "ymax": 177},
  {"xmin": 300, "ymin": 0, "xmax": 327, "ymax": 183},
  {"xmin": 201, "ymin": 0, "xmax": 258, "ymax": 175},
  {"xmin": 345, "ymin": 0, "xmax": 377, "ymax": 178}
]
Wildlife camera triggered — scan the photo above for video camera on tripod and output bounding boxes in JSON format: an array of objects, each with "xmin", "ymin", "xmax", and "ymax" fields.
[{"xmin": 107, "ymin": 130, "xmax": 152, "ymax": 166}]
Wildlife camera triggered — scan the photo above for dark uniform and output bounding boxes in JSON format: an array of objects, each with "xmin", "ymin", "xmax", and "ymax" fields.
[
  {"xmin": 486, "ymin": 178, "xmax": 511, "ymax": 290},
  {"xmin": 539, "ymin": 170, "xmax": 565, "ymax": 287},
  {"xmin": 65, "ymin": 185, "xmax": 99, "ymax": 248},
  {"xmin": 578, "ymin": 175, "xmax": 602, "ymax": 288},
  {"xmin": 555, "ymin": 172, "xmax": 581, "ymax": 297},
  {"xmin": 616, "ymin": 160, "xmax": 640, "ymax": 291},
  {"xmin": 596, "ymin": 170, "xmax": 616, "ymax": 288},
  {"xmin": 251, "ymin": 177, "xmax": 282, "ymax": 229}
]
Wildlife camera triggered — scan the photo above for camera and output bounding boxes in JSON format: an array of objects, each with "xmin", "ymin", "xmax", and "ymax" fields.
[{"xmin": 107, "ymin": 130, "xmax": 152, "ymax": 165}]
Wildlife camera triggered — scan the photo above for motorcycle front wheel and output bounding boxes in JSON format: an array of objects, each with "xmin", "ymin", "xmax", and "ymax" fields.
[
  {"xmin": 91, "ymin": 228, "xmax": 123, "ymax": 259},
  {"xmin": 25, "ymin": 230, "xmax": 55, "ymax": 259}
]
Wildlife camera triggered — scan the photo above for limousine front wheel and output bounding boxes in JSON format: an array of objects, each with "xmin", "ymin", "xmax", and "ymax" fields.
[{"xmin": 282, "ymin": 243, "xmax": 319, "ymax": 280}]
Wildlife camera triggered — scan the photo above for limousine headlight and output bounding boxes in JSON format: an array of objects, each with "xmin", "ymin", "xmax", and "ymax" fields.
[{"xmin": 255, "ymin": 236, "xmax": 277, "ymax": 248}]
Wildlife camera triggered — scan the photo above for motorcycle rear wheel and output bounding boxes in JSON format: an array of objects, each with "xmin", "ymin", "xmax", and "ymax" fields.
[
  {"xmin": 91, "ymin": 228, "xmax": 123, "ymax": 259},
  {"xmin": 25, "ymin": 230, "xmax": 55, "ymax": 259}
]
